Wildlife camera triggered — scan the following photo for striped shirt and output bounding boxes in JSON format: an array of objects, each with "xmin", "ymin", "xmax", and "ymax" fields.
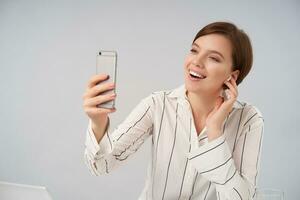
[{"xmin": 84, "ymin": 84, "xmax": 264, "ymax": 200}]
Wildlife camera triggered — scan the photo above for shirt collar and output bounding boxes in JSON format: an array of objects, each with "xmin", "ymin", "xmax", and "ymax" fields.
[{"xmin": 168, "ymin": 84, "xmax": 244, "ymax": 109}]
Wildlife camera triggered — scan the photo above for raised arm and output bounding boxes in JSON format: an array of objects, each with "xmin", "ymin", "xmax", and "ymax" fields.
[
  {"xmin": 84, "ymin": 94, "xmax": 155, "ymax": 176},
  {"xmin": 187, "ymin": 105, "xmax": 264, "ymax": 199}
]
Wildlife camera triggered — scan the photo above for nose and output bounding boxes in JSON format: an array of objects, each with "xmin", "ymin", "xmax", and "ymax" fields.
[{"xmin": 192, "ymin": 54, "xmax": 205, "ymax": 68}]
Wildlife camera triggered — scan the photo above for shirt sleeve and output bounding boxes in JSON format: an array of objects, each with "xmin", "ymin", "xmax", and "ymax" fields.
[
  {"xmin": 84, "ymin": 94, "xmax": 155, "ymax": 176},
  {"xmin": 187, "ymin": 106, "xmax": 264, "ymax": 200}
]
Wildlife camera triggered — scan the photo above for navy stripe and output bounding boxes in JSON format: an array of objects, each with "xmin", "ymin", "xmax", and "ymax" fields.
[
  {"xmin": 116, "ymin": 106, "xmax": 151, "ymax": 141},
  {"xmin": 189, "ymin": 118, "xmax": 192, "ymax": 151},
  {"xmin": 252, "ymin": 188, "xmax": 257, "ymax": 198},
  {"xmin": 85, "ymin": 153, "xmax": 97, "ymax": 175},
  {"xmin": 152, "ymin": 96, "xmax": 156, "ymax": 106},
  {"xmin": 105, "ymin": 159, "xmax": 108, "ymax": 174},
  {"xmin": 236, "ymin": 100, "xmax": 245, "ymax": 106},
  {"xmin": 151, "ymin": 124, "xmax": 154, "ymax": 145},
  {"xmin": 177, "ymin": 158, "xmax": 188, "ymax": 200},
  {"xmin": 162, "ymin": 103, "xmax": 178, "ymax": 200},
  {"xmin": 199, "ymin": 136, "xmax": 208, "ymax": 142},
  {"xmin": 222, "ymin": 115, "xmax": 229, "ymax": 134},
  {"xmin": 240, "ymin": 131, "xmax": 248, "ymax": 176},
  {"xmin": 222, "ymin": 108, "xmax": 235, "ymax": 134},
  {"xmin": 90, "ymin": 160, "xmax": 98, "ymax": 175},
  {"xmin": 152, "ymin": 133, "xmax": 154, "ymax": 145},
  {"xmin": 203, "ymin": 181, "xmax": 211, "ymax": 200},
  {"xmin": 113, "ymin": 126, "xmax": 152, "ymax": 157},
  {"xmin": 199, "ymin": 155, "xmax": 232, "ymax": 174},
  {"xmin": 233, "ymin": 187, "xmax": 242, "ymax": 200},
  {"xmin": 189, "ymin": 139, "xmax": 226, "ymax": 160},
  {"xmin": 152, "ymin": 92, "xmax": 166, "ymax": 197},
  {"xmin": 177, "ymin": 118, "xmax": 192, "ymax": 200},
  {"xmin": 232, "ymin": 106, "xmax": 245, "ymax": 154},
  {"xmin": 188, "ymin": 172, "xmax": 198, "ymax": 200},
  {"xmin": 155, "ymin": 92, "xmax": 166, "ymax": 153},
  {"xmin": 254, "ymin": 126, "xmax": 263, "ymax": 185},
  {"xmin": 214, "ymin": 169, "xmax": 237, "ymax": 185},
  {"xmin": 243, "ymin": 112, "xmax": 258, "ymax": 127},
  {"xmin": 166, "ymin": 91, "xmax": 173, "ymax": 95},
  {"xmin": 114, "ymin": 148, "xmax": 140, "ymax": 161}
]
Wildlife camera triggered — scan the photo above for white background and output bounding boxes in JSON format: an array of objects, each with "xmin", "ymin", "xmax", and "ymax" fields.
[{"xmin": 0, "ymin": 0, "xmax": 299, "ymax": 199}]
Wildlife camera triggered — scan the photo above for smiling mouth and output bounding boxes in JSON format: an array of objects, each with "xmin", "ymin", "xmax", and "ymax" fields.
[
  {"xmin": 189, "ymin": 70, "xmax": 207, "ymax": 79},
  {"xmin": 190, "ymin": 74, "xmax": 205, "ymax": 79}
]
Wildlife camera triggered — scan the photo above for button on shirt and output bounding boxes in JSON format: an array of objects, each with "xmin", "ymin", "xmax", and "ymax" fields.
[{"xmin": 84, "ymin": 84, "xmax": 264, "ymax": 200}]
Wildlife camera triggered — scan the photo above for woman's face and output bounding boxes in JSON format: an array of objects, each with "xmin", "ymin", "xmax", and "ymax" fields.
[{"xmin": 184, "ymin": 33, "xmax": 238, "ymax": 95}]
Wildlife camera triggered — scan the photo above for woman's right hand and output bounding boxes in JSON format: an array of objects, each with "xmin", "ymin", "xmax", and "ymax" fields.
[{"xmin": 82, "ymin": 74, "xmax": 117, "ymax": 127}]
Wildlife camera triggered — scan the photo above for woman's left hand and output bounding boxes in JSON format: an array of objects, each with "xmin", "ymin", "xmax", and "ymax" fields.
[{"xmin": 205, "ymin": 77, "xmax": 239, "ymax": 141}]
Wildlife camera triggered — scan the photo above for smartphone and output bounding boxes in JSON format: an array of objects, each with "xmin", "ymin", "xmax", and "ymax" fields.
[{"xmin": 96, "ymin": 50, "xmax": 117, "ymax": 109}]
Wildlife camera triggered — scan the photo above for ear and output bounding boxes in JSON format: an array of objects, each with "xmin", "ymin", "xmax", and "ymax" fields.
[{"xmin": 231, "ymin": 70, "xmax": 240, "ymax": 82}]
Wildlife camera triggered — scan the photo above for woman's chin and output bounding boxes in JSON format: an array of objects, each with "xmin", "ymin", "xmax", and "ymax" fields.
[
  {"xmin": 185, "ymin": 80, "xmax": 203, "ymax": 92},
  {"xmin": 185, "ymin": 77, "xmax": 201, "ymax": 86},
  {"xmin": 184, "ymin": 79, "xmax": 217, "ymax": 94}
]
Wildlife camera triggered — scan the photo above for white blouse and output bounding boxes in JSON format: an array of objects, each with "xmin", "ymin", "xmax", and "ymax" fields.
[{"xmin": 84, "ymin": 84, "xmax": 264, "ymax": 200}]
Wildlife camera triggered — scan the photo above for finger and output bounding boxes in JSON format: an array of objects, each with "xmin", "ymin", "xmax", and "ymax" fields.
[
  {"xmin": 83, "ymin": 82, "xmax": 115, "ymax": 99},
  {"xmin": 230, "ymin": 78, "xmax": 239, "ymax": 96},
  {"xmin": 224, "ymin": 81, "xmax": 237, "ymax": 97},
  {"xmin": 231, "ymin": 77, "xmax": 238, "ymax": 87},
  {"xmin": 85, "ymin": 107, "xmax": 116, "ymax": 115},
  {"xmin": 225, "ymin": 89, "xmax": 236, "ymax": 101},
  {"xmin": 87, "ymin": 74, "xmax": 109, "ymax": 89},
  {"xmin": 84, "ymin": 93, "xmax": 116, "ymax": 107},
  {"xmin": 214, "ymin": 96, "xmax": 224, "ymax": 109}
]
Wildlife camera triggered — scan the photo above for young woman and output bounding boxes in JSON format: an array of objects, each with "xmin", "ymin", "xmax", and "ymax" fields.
[{"xmin": 82, "ymin": 21, "xmax": 264, "ymax": 200}]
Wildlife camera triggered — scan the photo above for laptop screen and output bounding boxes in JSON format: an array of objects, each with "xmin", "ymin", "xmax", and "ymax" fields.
[{"xmin": 0, "ymin": 181, "xmax": 52, "ymax": 200}]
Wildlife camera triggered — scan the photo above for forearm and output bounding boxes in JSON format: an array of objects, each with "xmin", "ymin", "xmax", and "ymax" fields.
[
  {"xmin": 187, "ymin": 130, "xmax": 261, "ymax": 200},
  {"xmin": 91, "ymin": 116, "xmax": 109, "ymax": 143},
  {"xmin": 84, "ymin": 93, "xmax": 156, "ymax": 176}
]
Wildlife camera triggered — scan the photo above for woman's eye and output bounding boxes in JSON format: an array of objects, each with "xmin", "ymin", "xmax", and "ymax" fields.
[
  {"xmin": 190, "ymin": 49, "xmax": 197, "ymax": 53},
  {"xmin": 209, "ymin": 57, "xmax": 220, "ymax": 62}
]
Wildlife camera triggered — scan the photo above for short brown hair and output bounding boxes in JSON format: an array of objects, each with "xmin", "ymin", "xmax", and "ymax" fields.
[{"xmin": 192, "ymin": 21, "xmax": 253, "ymax": 85}]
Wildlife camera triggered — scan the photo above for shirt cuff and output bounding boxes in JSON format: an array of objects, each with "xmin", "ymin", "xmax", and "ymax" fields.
[
  {"xmin": 187, "ymin": 134, "xmax": 235, "ymax": 183},
  {"xmin": 85, "ymin": 118, "xmax": 113, "ymax": 158}
]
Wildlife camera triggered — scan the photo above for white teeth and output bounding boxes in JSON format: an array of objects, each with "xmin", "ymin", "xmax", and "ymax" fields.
[{"xmin": 189, "ymin": 70, "xmax": 205, "ymax": 78}]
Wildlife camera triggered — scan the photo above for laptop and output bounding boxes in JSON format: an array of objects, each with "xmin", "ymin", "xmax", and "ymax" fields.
[{"xmin": 0, "ymin": 181, "xmax": 53, "ymax": 200}]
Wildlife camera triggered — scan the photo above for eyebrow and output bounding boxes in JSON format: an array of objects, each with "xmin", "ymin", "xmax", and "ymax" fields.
[{"xmin": 192, "ymin": 43, "xmax": 225, "ymax": 59}]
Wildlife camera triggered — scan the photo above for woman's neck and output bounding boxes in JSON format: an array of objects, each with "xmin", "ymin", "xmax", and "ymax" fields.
[{"xmin": 186, "ymin": 89, "xmax": 220, "ymax": 120}]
